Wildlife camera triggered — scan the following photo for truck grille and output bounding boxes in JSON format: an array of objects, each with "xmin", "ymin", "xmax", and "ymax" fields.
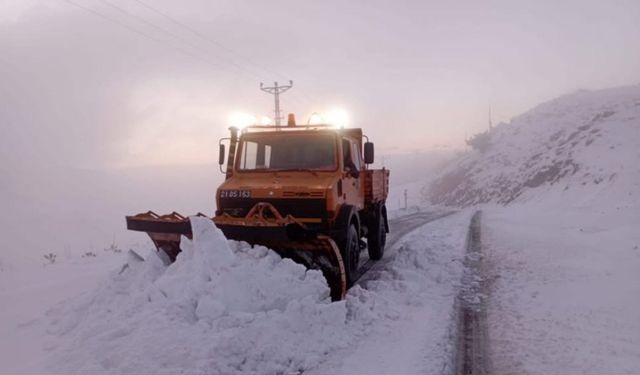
[
  {"xmin": 282, "ymin": 191, "xmax": 324, "ymax": 198},
  {"xmin": 218, "ymin": 198, "xmax": 326, "ymax": 220}
]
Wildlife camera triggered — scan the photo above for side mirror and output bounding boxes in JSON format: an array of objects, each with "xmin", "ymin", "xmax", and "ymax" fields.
[
  {"xmin": 218, "ymin": 144, "xmax": 226, "ymax": 165},
  {"xmin": 364, "ymin": 142, "xmax": 374, "ymax": 164}
]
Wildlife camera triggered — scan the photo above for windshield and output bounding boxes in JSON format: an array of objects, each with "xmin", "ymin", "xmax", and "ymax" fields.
[{"xmin": 238, "ymin": 133, "xmax": 337, "ymax": 171}]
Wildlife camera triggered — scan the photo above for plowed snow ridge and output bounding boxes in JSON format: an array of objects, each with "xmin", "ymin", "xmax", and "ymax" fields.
[{"xmin": 46, "ymin": 212, "xmax": 472, "ymax": 375}]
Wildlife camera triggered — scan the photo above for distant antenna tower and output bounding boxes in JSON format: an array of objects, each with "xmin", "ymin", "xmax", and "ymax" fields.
[
  {"xmin": 404, "ymin": 189, "xmax": 408, "ymax": 210},
  {"xmin": 489, "ymin": 105, "xmax": 493, "ymax": 132},
  {"xmin": 464, "ymin": 131, "xmax": 469, "ymax": 151},
  {"xmin": 260, "ymin": 80, "xmax": 293, "ymax": 126}
]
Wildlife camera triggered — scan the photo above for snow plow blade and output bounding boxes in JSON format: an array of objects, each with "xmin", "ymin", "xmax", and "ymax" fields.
[
  {"xmin": 125, "ymin": 204, "xmax": 347, "ymax": 300},
  {"xmin": 125, "ymin": 211, "xmax": 200, "ymax": 262}
]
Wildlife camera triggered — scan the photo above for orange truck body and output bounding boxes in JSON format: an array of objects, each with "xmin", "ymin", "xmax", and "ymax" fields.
[{"xmin": 126, "ymin": 120, "xmax": 390, "ymax": 300}]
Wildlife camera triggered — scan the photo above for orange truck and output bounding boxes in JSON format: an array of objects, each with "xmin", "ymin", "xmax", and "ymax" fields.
[{"xmin": 126, "ymin": 114, "xmax": 390, "ymax": 300}]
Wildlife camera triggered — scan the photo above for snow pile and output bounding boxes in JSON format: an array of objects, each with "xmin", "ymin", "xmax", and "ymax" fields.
[
  {"xmin": 46, "ymin": 217, "xmax": 350, "ymax": 375},
  {"xmin": 43, "ymin": 212, "xmax": 471, "ymax": 375},
  {"xmin": 426, "ymin": 85, "xmax": 640, "ymax": 207}
]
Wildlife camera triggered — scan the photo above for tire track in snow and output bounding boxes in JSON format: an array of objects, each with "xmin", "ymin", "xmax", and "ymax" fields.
[
  {"xmin": 453, "ymin": 210, "xmax": 492, "ymax": 375},
  {"xmin": 354, "ymin": 209, "xmax": 457, "ymax": 285}
]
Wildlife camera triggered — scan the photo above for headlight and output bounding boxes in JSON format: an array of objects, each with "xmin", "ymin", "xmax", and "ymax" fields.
[{"xmin": 228, "ymin": 112, "xmax": 257, "ymax": 129}]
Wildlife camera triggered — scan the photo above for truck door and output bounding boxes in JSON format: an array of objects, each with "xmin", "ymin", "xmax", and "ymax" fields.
[{"xmin": 342, "ymin": 138, "xmax": 364, "ymax": 210}]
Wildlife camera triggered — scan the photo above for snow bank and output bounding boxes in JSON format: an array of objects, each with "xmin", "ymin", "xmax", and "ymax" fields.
[
  {"xmin": 46, "ymin": 217, "xmax": 350, "ymax": 375},
  {"xmin": 45, "ymin": 212, "xmax": 472, "ymax": 375}
]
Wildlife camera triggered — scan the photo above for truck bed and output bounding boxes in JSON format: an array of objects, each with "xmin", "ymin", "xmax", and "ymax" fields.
[{"xmin": 363, "ymin": 168, "xmax": 390, "ymax": 206}]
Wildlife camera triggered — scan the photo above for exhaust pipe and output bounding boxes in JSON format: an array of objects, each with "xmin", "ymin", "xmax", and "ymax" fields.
[
  {"xmin": 287, "ymin": 113, "xmax": 296, "ymax": 127},
  {"xmin": 226, "ymin": 126, "xmax": 239, "ymax": 180}
]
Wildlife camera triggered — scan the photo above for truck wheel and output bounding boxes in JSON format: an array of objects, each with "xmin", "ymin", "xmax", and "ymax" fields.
[
  {"xmin": 341, "ymin": 224, "xmax": 360, "ymax": 287},
  {"xmin": 367, "ymin": 207, "xmax": 386, "ymax": 261}
]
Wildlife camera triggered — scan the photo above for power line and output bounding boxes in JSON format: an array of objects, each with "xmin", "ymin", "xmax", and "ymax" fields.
[
  {"xmin": 131, "ymin": 0, "xmax": 287, "ymax": 82},
  {"xmin": 97, "ymin": 0, "xmax": 266, "ymax": 81},
  {"xmin": 129, "ymin": 1, "xmax": 316, "ymax": 107},
  {"xmin": 63, "ymin": 0, "xmax": 315, "ymax": 111},
  {"xmin": 61, "ymin": 0, "xmax": 254, "ymax": 79},
  {"xmin": 63, "ymin": 0, "xmax": 169, "ymax": 47}
]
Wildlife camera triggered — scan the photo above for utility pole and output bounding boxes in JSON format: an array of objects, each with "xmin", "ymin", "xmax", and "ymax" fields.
[{"xmin": 260, "ymin": 80, "xmax": 293, "ymax": 126}]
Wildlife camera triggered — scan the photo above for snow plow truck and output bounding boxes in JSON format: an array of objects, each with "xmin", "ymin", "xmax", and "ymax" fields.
[{"xmin": 126, "ymin": 114, "xmax": 390, "ymax": 300}]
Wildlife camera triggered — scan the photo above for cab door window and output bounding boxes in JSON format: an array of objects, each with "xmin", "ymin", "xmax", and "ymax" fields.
[
  {"xmin": 351, "ymin": 142, "xmax": 362, "ymax": 171},
  {"xmin": 342, "ymin": 138, "xmax": 360, "ymax": 177}
]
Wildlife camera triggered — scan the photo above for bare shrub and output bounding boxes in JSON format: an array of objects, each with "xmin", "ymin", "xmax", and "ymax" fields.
[
  {"xmin": 44, "ymin": 253, "xmax": 57, "ymax": 264},
  {"xmin": 466, "ymin": 131, "xmax": 492, "ymax": 153},
  {"xmin": 104, "ymin": 243, "xmax": 123, "ymax": 253}
]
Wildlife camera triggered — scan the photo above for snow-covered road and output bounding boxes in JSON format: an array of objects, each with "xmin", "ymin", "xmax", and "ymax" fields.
[
  {"xmin": 355, "ymin": 210, "xmax": 456, "ymax": 284},
  {"xmin": 483, "ymin": 203, "xmax": 640, "ymax": 375},
  {"xmin": 307, "ymin": 210, "xmax": 471, "ymax": 375}
]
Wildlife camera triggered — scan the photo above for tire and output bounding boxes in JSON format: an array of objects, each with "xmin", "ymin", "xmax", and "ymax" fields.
[
  {"xmin": 367, "ymin": 206, "xmax": 387, "ymax": 261},
  {"xmin": 340, "ymin": 224, "xmax": 360, "ymax": 287}
]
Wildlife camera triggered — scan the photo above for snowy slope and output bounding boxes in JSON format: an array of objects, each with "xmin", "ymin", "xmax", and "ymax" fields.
[{"xmin": 426, "ymin": 85, "xmax": 640, "ymax": 207}]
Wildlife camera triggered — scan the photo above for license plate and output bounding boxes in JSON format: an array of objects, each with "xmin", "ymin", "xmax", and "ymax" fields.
[{"xmin": 219, "ymin": 190, "xmax": 251, "ymax": 198}]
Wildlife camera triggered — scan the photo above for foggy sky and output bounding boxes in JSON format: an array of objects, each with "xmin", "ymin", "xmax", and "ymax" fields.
[{"xmin": 2, "ymin": 0, "xmax": 640, "ymax": 170}]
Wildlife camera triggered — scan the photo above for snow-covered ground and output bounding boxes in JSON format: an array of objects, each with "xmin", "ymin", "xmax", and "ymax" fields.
[
  {"xmin": 0, "ymin": 211, "xmax": 472, "ymax": 375},
  {"xmin": 483, "ymin": 202, "xmax": 640, "ymax": 375},
  {"xmin": 0, "ymin": 149, "xmax": 453, "ymax": 374},
  {"xmin": 0, "ymin": 254, "xmax": 126, "ymax": 375},
  {"xmin": 3, "ymin": 85, "xmax": 638, "ymax": 374}
]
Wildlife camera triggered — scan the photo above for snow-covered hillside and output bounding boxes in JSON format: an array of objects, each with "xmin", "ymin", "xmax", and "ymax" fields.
[{"xmin": 426, "ymin": 85, "xmax": 640, "ymax": 207}]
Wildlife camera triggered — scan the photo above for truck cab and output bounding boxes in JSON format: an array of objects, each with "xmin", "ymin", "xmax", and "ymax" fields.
[{"xmin": 216, "ymin": 126, "xmax": 366, "ymax": 228}]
